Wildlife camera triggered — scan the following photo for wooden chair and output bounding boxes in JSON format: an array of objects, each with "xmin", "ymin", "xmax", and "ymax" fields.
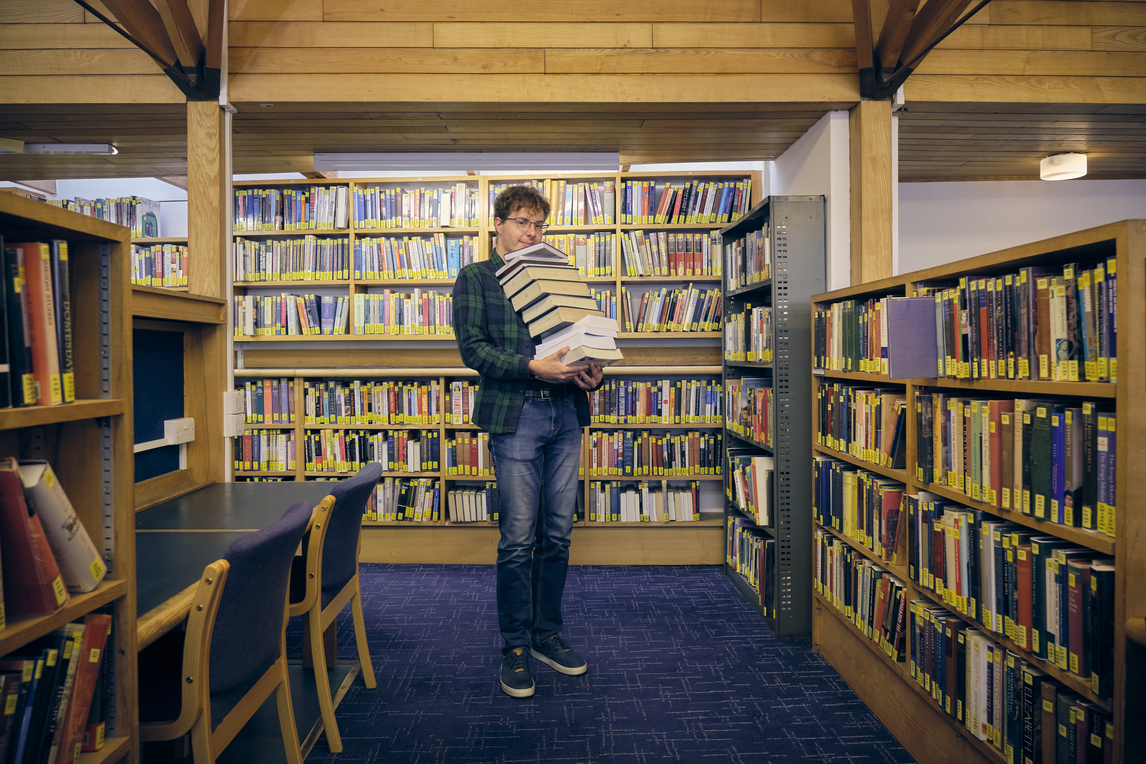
[
  {"xmin": 138, "ymin": 500, "xmax": 314, "ymax": 764},
  {"xmin": 289, "ymin": 461, "xmax": 383, "ymax": 752}
]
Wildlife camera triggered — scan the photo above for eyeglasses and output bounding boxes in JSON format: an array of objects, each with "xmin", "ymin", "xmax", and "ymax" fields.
[{"xmin": 502, "ymin": 217, "xmax": 550, "ymax": 232}]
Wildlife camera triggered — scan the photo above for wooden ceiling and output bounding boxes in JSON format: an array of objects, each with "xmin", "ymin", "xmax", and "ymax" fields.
[{"xmin": 0, "ymin": 99, "xmax": 1144, "ymax": 183}]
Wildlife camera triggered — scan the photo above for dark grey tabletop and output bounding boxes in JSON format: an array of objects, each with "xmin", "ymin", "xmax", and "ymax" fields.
[{"xmin": 135, "ymin": 481, "xmax": 336, "ymax": 530}]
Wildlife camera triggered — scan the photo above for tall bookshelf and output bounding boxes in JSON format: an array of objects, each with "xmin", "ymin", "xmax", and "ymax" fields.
[
  {"xmin": 720, "ymin": 195, "xmax": 825, "ymax": 637},
  {"xmin": 229, "ymin": 171, "xmax": 759, "ymax": 565},
  {"xmin": 0, "ymin": 193, "xmax": 138, "ymax": 763},
  {"xmin": 810, "ymin": 220, "xmax": 1145, "ymax": 764}
]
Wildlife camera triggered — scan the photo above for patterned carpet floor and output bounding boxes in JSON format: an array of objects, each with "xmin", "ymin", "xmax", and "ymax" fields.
[{"xmin": 290, "ymin": 564, "xmax": 915, "ymax": 764}]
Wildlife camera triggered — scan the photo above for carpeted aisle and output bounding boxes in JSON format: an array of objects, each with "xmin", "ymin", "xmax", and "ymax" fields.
[{"xmin": 292, "ymin": 564, "xmax": 915, "ymax": 764}]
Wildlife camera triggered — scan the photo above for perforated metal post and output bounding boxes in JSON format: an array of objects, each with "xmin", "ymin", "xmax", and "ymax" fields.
[{"xmin": 98, "ymin": 242, "xmax": 117, "ymax": 732}]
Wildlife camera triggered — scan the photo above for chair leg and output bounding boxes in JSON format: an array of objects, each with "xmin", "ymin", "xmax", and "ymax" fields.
[
  {"xmin": 350, "ymin": 586, "xmax": 377, "ymax": 689},
  {"xmin": 275, "ymin": 659, "xmax": 304, "ymax": 764},
  {"xmin": 309, "ymin": 607, "xmax": 343, "ymax": 752},
  {"xmin": 189, "ymin": 717, "xmax": 213, "ymax": 764}
]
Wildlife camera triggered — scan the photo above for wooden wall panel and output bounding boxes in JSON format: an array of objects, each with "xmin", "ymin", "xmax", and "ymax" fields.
[
  {"xmin": 542, "ymin": 48, "xmax": 856, "ymax": 75},
  {"xmin": 1092, "ymin": 26, "xmax": 1146, "ymax": 51},
  {"xmin": 229, "ymin": 0, "xmax": 322, "ymax": 22},
  {"xmin": 989, "ymin": 1, "xmax": 1146, "ymax": 27},
  {"xmin": 0, "ymin": 49, "xmax": 159, "ymax": 76},
  {"xmin": 229, "ymin": 21, "xmax": 434, "ymax": 47},
  {"xmin": 321, "ymin": 1, "xmax": 762, "ymax": 23},
  {"xmin": 0, "ymin": 0, "xmax": 83, "ymax": 24},
  {"xmin": 433, "ymin": 23, "xmax": 654, "ymax": 49},
  {"xmin": 230, "ymin": 47, "xmax": 547, "ymax": 74},
  {"xmin": 915, "ymin": 50, "xmax": 1146, "ymax": 76},
  {"xmin": 0, "ymin": 23, "xmax": 133, "ymax": 49},
  {"xmin": 936, "ymin": 24, "xmax": 1093, "ymax": 50},
  {"xmin": 651, "ymin": 23, "xmax": 854, "ymax": 48}
]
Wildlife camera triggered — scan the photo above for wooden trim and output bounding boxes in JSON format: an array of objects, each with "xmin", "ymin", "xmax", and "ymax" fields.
[
  {"xmin": 875, "ymin": 0, "xmax": 921, "ymax": 68},
  {"xmin": 852, "ymin": 0, "xmax": 876, "ymax": 71},
  {"xmin": 849, "ymin": 100, "xmax": 894, "ymax": 286},
  {"xmin": 154, "ymin": 0, "xmax": 204, "ymax": 71}
]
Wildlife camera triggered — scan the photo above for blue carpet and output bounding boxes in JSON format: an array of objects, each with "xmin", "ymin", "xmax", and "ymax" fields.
[{"xmin": 290, "ymin": 564, "xmax": 915, "ymax": 764}]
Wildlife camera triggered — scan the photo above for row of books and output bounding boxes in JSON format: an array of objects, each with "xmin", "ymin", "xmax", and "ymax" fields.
[
  {"xmin": 814, "ymin": 532, "xmax": 908, "ymax": 662},
  {"xmin": 231, "ymin": 293, "xmax": 351, "ymax": 337},
  {"xmin": 0, "ymin": 612, "xmax": 112, "ymax": 764},
  {"xmin": 586, "ymin": 430, "xmax": 723, "ymax": 477},
  {"xmin": 813, "ymin": 296, "xmax": 888, "ymax": 374},
  {"xmin": 586, "ymin": 480, "xmax": 703, "ymax": 523},
  {"xmin": 131, "ymin": 243, "xmax": 188, "ymax": 288},
  {"xmin": 233, "ymin": 236, "xmax": 350, "ymax": 282},
  {"xmin": 234, "ymin": 429, "xmax": 296, "ymax": 472},
  {"xmin": 727, "ymin": 518, "xmax": 775, "ymax": 615},
  {"xmin": 620, "ymin": 284, "xmax": 722, "ymax": 333},
  {"xmin": 350, "ymin": 290, "xmax": 454, "ymax": 336},
  {"xmin": 47, "ymin": 195, "xmax": 160, "ymax": 238},
  {"xmin": 353, "ymin": 234, "xmax": 478, "ymax": 280},
  {"xmin": 1, "ymin": 240, "xmax": 75, "ymax": 408},
  {"xmin": 447, "ymin": 381, "xmax": 476, "ymax": 425},
  {"xmin": 547, "ymin": 232, "xmax": 615, "ymax": 278},
  {"xmin": 354, "ymin": 184, "xmax": 479, "ymax": 229},
  {"xmin": 1, "ymin": 458, "xmax": 107, "ymax": 619},
  {"xmin": 724, "ymin": 305, "xmax": 772, "ymax": 363},
  {"xmin": 489, "ymin": 180, "xmax": 615, "ymax": 227},
  {"xmin": 815, "ymin": 384, "xmax": 909, "ymax": 471},
  {"xmin": 587, "ymin": 378, "xmax": 722, "ymax": 425},
  {"xmin": 619, "ymin": 230, "xmax": 721, "ymax": 278},
  {"xmin": 365, "ymin": 478, "xmax": 440, "ymax": 522},
  {"xmin": 908, "ymin": 493, "xmax": 1115, "ymax": 695},
  {"xmin": 306, "ymin": 379, "xmax": 441, "ymax": 425},
  {"xmin": 910, "ymin": 603, "xmax": 1114, "ymax": 763},
  {"xmin": 445, "ymin": 483, "xmax": 499, "ymax": 524},
  {"xmin": 620, "ymin": 179, "xmax": 751, "ymax": 225},
  {"xmin": 589, "ymin": 287, "xmax": 618, "ymax": 321},
  {"xmin": 726, "ymin": 452, "xmax": 773, "ymax": 527},
  {"xmin": 445, "ymin": 432, "xmax": 491, "ymax": 477},
  {"xmin": 233, "ymin": 186, "xmax": 350, "ymax": 232},
  {"xmin": 725, "ymin": 377, "xmax": 773, "ymax": 447},
  {"xmin": 812, "ymin": 457, "xmax": 905, "ymax": 565},
  {"xmin": 305, "ymin": 431, "xmax": 440, "ymax": 475},
  {"xmin": 724, "ymin": 224, "xmax": 771, "ymax": 292},
  {"xmin": 916, "ymin": 394, "xmax": 1116, "ymax": 537},
  {"xmin": 926, "ymin": 259, "xmax": 1117, "ymax": 383},
  {"xmin": 242, "ymin": 378, "xmax": 295, "ymax": 425}
]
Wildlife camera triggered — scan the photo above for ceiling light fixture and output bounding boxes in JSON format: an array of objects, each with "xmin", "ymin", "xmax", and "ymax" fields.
[
  {"xmin": 1040, "ymin": 153, "xmax": 1086, "ymax": 181},
  {"xmin": 313, "ymin": 152, "xmax": 620, "ymax": 173},
  {"xmin": 23, "ymin": 143, "xmax": 119, "ymax": 155}
]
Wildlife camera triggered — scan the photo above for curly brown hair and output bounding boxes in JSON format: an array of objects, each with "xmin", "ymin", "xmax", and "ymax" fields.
[{"xmin": 493, "ymin": 185, "xmax": 551, "ymax": 222}]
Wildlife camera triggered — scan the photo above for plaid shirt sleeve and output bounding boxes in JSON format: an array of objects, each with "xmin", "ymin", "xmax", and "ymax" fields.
[{"xmin": 452, "ymin": 262, "xmax": 532, "ymax": 382}]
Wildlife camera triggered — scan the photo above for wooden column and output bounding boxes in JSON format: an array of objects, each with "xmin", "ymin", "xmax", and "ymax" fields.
[
  {"xmin": 849, "ymin": 99, "xmax": 894, "ymax": 286},
  {"xmin": 187, "ymin": 100, "xmax": 226, "ymax": 299}
]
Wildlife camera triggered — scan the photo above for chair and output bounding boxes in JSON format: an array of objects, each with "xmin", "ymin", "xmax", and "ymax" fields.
[
  {"xmin": 289, "ymin": 462, "xmax": 383, "ymax": 752},
  {"xmin": 139, "ymin": 500, "xmax": 314, "ymax": 764}
]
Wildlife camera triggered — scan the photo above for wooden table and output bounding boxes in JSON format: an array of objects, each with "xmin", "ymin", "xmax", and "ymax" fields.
[{"xmin": 136, "ymin": 482, "xmax": 335, "ymax": 649}]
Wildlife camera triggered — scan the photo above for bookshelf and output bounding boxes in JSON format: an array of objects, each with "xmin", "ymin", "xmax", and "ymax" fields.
[
  {"xmin": 809, "ymin": 220, "xmax": 1146, "ymax": 764},
  {"xmin": 720, "ymin": 195, "xmax": 825, "ymax": 637},
  {"xmin": 0, "ymin": 193, "xmax": 137, "ymax": 763},
  {"xmin": 230, "ymin": 171, "xmax": 760, "ymax": 564}
]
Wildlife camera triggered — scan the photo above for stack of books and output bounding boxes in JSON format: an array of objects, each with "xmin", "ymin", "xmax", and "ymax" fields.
[{"xmin": 498, "ymin": 242, "xmax": 622, "ymax": 366}]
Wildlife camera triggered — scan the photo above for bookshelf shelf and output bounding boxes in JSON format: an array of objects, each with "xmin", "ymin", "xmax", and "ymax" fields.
[
  {"xmin": 0, "ymin": 399, "xmax": 126, "ymax": 429},
  {"xmin": 586, "ymin": 474, "xmax": 721, "ymax": 481},
  {"xmin": 727, "ymin": 279, "xmax": 771, "ymax": 299},
  {"xmin": 812, "ymin": 590, "xmax": 909, "ymax": 677},
  {"xmin": 727, "ymin": 502, "xmax": 773, "ymax": 534},
  {"xmin": 726, "ymin": 565, "xmax": 771, "ymax": 623},
  {"xmin": 231, "ymin": 171, "xmax": 763, "ymax": 564},
  {"xmin": 810, "ymin": 220, "xmax": 1145, "ymax": 764},
  {"xmin": 131, "ymin": 285, "xmax": 227, "ymax": 323},
  {"xmin": 812, "ymin": 442, "xmax": 910, "ymax": 483},
  {"xmin": 814, "ymin": 521, "xmax": 908, "ymax": 581},
  {"xmin": 915, "ymin": 481, "xmax": 1116, "ymax": 556},
  {"xmin": 726, "ymin": 429, "xmax": 773, "ymax": 453},
  {"xmin": 305, "ymin": 471, "xmax": 439, "ymax": 479},
  {"xmin": 725, "ymin": 360, "xmax": 773, "ymax": 370},
  {"xmin": 79, "ymin": 735, "xmax": 131, "ymax": 764},
  {"xmin": 234, "ymin": 470, "xmax": 295, "ymax": 478},
  {"xmin": 0, "ymin": 579, "xmax": 127, "ymax": 655}
]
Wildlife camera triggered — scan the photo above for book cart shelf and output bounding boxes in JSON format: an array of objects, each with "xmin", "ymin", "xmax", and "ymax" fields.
[
  {"xmin": 231, "ymin": 170, "xmax": 761, "ymax": 565},
  {"xmin": 0, "ymin": 193, "xmax": 138, "ymax": 764},
  {"xmin": 810, "ymin": 221, "xmax": 1146, "ymax": 764},
  {"xmin": 720, "ymin": 195, "xmax": 825, "ymax": 637}
]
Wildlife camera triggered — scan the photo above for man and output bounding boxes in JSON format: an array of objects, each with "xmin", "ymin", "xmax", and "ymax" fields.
[{"xmin": 452, "ymin": 185, "xmax": 603, "ymax": 698}]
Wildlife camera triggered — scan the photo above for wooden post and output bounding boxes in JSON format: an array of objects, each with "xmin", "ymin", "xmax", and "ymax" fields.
[
  {"xmin": 187, "ymin": 100, "xmax": 226, "ymax": 299},
  {"xmin": 849, "ymin": 99, "xmax": 894, "ymax": 286}
]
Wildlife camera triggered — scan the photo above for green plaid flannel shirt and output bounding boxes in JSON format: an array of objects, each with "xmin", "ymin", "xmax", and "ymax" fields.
[{"xmin": 452, "ymin": 250, "xmax": 593, "ymax": 434}]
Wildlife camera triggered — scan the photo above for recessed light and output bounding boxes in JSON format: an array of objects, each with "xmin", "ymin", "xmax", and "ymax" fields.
[{"xmin": 1040, "ymin": 153, "xmax": 1086, "ymax": 181}]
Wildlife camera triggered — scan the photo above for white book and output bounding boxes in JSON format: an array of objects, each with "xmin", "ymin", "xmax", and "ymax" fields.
[
  {"xmin": 18, "ymin": 460, "xmax": 107, "ymax": 592},
  {"xmin": 534, "ymin": 330, "xmax": 617, "ymax": 359},
  {"xmin": 495, "ymin": 241, "xmax": 570, "ymax": 276}
]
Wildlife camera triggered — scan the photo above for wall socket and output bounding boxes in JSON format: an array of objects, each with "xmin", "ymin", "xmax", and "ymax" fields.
[{"xmin": 164, "ymin": 417, "xmax": 196, "ymax": 445}]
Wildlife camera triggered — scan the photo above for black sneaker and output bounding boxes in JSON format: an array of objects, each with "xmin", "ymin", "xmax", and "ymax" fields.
[
  {"xmin": 531, "ymin": 635, "xmax": 588, "ymax": 676},
  {"xmin": 500, "ymin": 647, "xmax": 535, "ymax": 698}
]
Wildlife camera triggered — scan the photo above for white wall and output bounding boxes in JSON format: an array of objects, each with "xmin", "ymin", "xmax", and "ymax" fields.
[
  {"xmin": 768, "ymin": 111, "xmax": 850, "ymax": 290},
  {"xmin": 899, "ymin": 179, "xmax": 1146, "ymax": 273}
]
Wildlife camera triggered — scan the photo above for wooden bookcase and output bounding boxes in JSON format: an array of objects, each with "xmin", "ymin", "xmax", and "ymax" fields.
[
  {"xmin": 0, "ymin": 193, "xmax": 138, "ymax": 764},
  {"xmin": 230, "ymin": 170, "xmax": 760, "ymax": 564},
  {"xmin": 810, "ymin": 220, "xmax": 1145, "ymax": 764},
  {"xmin": 720, "ymin": 195, "xmax": 826, "ymax": 637}
]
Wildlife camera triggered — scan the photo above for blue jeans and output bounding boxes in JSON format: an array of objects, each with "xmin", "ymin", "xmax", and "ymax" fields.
[{"xmin": 489, "ymin": 393, "xmax": 581, "ymax": 654}]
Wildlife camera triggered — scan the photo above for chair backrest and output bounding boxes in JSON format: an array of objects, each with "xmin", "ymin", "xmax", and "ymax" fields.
[
  {"xmin": 208, "ymin": 499, "xmax": 312, "ymax": 726},
  {"xmin": 321, "ymin": 462, "xmax": 383, "ymax": 594}
]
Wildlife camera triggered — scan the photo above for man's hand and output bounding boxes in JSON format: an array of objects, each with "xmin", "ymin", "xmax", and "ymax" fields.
[{"xmin": 528, "ymin": 349, "xmax": 602, "ymax": 389}]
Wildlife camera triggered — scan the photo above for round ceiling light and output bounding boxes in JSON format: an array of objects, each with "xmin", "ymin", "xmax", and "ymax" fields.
[{"xmin": 1040, "ymin": 153, "xmax": 1087, "ymax": 181}]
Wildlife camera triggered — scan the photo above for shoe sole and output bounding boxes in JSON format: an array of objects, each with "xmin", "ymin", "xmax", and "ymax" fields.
[
  {"xmin": 531, "ymin": 649, "xmax": 588, "ymax": 676},
  {"xmin": 500, "ymin": 679, "xmax": 535, "ymax": 698}
]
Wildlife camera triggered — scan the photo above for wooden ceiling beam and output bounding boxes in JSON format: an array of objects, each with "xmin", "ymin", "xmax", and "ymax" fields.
[
  {"xmin": 96, "ymin": 0, "xmax": 181, "ymax": 71},
  {"xmin": 875, "ymin": 0, "xmax": 921, "ymax": 70},
  {"xmin": 158, "ymin": 176, "xmax": 189, "ymax": 189},
  {"xmin": 154, "ymin": 0, "xmax": 205, "ymax": 72},
  {"xmin": 899, "ymin": 0, "xmax": 975, "ymax": 70},
  {"xmin": 16, "ymin": 180, "xmax": 57, "ymax": 196},
  {"xmin": 852, "ymin": 0, "xmax": 875, "ymax": 72}
]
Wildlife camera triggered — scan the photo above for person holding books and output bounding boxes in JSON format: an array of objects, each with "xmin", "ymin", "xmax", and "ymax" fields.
[{"xmin": 452, "ymin": 185, "xmax": 603, "ymax": 698}]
